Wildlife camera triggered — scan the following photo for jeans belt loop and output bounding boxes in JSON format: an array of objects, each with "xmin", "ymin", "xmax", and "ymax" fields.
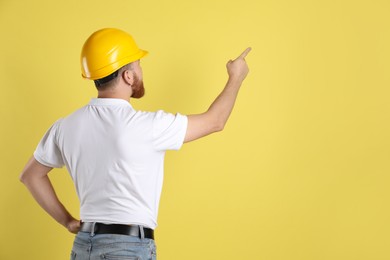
[
  {"xmin": 90, "ymin": 222, "xmax": 96, "ymax": 237},
  {"xmin": 140, "ymin": 225, "xmax": 145, "ymax": 239}
]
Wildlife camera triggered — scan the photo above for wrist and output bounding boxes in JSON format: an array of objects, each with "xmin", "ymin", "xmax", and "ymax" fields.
[
  {"xmin": 66, "ymin": 218, "xmax": 81, "ymax": 234},
  {"xmin": 61, "ymin": 214, "xmax": 75, "ymax": 228},
  {"xmin": 227, "ymin": 77, "xmax": 243, "ymax": 87}
]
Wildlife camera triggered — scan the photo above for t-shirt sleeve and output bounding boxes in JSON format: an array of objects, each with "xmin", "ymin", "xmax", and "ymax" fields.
[
  {"xmin": 33, "ymin": 120, "xmax": 64, "ymax": 168},
  {"xmin": 152, "ymin": 110, "xmax": 188, "ymax": 151}
]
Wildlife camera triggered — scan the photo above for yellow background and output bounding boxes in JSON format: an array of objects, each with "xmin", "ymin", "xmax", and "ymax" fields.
[{"xmin": 1, "ymin": 0, "xmax": 389, "ymax": 259}]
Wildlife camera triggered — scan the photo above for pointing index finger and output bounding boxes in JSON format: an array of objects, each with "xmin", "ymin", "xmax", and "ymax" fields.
[{"xmin": 239, "ymin": 47, "xmax": 252, "ymax": 59}]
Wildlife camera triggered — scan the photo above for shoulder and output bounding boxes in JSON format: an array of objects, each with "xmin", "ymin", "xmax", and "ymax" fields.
[{"xmin": 131, "ymin": 110, "xmax": 173, "ymax": 121}]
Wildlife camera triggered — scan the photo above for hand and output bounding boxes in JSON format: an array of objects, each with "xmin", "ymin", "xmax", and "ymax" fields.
[
  {"xmin": 226, "ymin": 47, "xmax": 252, "ymax": 83},
  {"xmin": 66, "ymin": 218, "xmax": 81, "ymax": 234}
]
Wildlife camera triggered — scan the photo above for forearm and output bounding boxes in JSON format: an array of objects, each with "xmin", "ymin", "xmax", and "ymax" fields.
[
  {"xmin": 22, "ymin": 174, "xmax": 74, "ymax": 228},
  {"xmin": 207, "ymin": 77, "xmax": 242, "ymax": 130},
  {"xmin": 184, "ymin": 48, "xmax": 250, "ymax": 143}
]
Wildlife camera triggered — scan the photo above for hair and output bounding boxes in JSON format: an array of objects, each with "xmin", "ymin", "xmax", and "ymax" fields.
[{"xmin": 94, "ymin": 64, "xmax": 132, "ymax": 91}]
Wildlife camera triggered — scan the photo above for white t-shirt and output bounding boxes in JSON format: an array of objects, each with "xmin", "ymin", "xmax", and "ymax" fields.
[{"xmin": 34, "ymin": 98, "xmax": 188, "ymax": 229}]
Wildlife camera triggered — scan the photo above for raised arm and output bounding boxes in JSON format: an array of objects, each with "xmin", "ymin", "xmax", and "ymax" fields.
[{"xmin": 184, "ymin": 47, "xmax": 251, "ymax": 143}]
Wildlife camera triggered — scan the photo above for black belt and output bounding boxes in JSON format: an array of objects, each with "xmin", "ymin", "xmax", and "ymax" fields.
[{"xmin": 80, "ymin": 222, "xmax": 154, "ymax": 240}]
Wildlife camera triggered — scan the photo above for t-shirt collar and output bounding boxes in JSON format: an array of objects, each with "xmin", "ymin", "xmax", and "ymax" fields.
[{"xmin": 89, "ymin": 98, "xmax": 133, "ymax": 108}]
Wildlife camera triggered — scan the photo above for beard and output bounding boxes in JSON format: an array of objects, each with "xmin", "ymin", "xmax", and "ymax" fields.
[{"xmin": 131, "ymin": 74, "xmax": 145, "ymax": 99}]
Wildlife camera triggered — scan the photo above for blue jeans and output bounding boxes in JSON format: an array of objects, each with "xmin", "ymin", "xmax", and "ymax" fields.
[{"xmin": 71, "ymin": 231, "xmax": 157, "ymax": 260}]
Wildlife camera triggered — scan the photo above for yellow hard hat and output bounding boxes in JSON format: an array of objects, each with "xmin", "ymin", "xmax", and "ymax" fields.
[{"xmin": 81, "ymin": 28, "xmax": 148, "ymax": 80}]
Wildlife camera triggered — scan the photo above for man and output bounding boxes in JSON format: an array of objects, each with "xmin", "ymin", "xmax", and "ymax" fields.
[{"xmin": 20, "ymin": 28, "xmax": 251, "ymax": 259}]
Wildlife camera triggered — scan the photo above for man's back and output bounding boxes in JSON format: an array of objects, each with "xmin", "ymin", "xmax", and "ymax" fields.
[{"xmin": 34, "ymin": 98, "xmax": 188, "ymax": 229}]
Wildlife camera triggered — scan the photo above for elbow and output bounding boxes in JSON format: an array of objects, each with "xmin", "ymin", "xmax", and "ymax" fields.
[
  {"xmin": 19, "ymin": 171, "xmax": 27, "ymax": 184},
  {"xmin": 204, "ymin": 110, "xmax": 226, "ymax": 133},
  {"xmin": 19, "ymin": 157, "xmax": 50, "ymax": 185},
  {"xmin": 216, "ymin": 124, "xmax": 225, "ymax": 132},
  {"xmin": 19, "ymin": 169, "xmax": 32, "ymax": 185},
  {"xmin": 19, "ymin": 171, "xmax": 34, "ymax": 187},
  {"xmin": 214, "ymin": 120, "xmax": 225, "ymax": 132}
]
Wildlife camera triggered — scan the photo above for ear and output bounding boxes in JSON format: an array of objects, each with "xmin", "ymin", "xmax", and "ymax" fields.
[{"xmin": 123, "ymin": 70, "xmax": 134, "ymax": 86}]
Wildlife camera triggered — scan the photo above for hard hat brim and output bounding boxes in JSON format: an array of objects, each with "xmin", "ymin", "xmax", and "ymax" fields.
[{"xmin": 82, "ymin": 49, "xmax": 148, "ymax": 80}]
